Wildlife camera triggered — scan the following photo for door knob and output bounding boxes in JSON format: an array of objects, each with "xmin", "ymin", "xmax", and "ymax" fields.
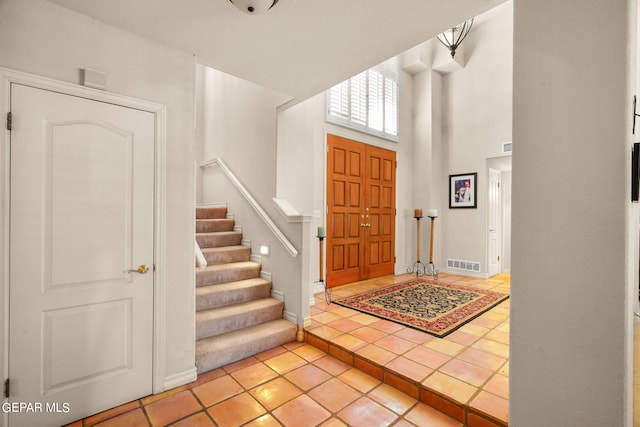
[{"xmin": 127, "ymin": 265, "xmax": 150, "ymax": 274}]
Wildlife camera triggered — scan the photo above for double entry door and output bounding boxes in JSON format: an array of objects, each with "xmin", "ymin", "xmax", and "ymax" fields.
[{"xmin": 326, "ymin": 134, "xmax": 396, "ymax": 287}]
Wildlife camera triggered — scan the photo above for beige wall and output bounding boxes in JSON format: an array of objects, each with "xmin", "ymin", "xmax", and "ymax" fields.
[
  {"xmin": 510, "ymin": 0, "xmax": 633, "ymax": 425},
  {"xmin": 0, "ymin": 0, "xmax": 197, "ymax": 392}
]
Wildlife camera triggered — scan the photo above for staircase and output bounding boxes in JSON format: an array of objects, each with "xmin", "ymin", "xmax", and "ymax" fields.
[{"xmin": 195, "ymin": 206, "xmax": 298, "ymax": 374}]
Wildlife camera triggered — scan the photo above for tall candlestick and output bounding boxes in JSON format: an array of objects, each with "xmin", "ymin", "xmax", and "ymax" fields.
[
  {"xmin": 429, "ymin": 216, "xmax": 435, "ymax": 263},
  {"xmin": 317, "ymin": 226, "xmax": 325, "ymax": 238},
  {"xmin": 414, "ymin": 209, "xmax": 423, "ymax": 218}
]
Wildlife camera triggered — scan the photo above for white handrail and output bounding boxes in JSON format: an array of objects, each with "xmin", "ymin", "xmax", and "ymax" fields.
[{"xmin": 200, "ymin": 157, "xmax": 299, "ymax": 257}]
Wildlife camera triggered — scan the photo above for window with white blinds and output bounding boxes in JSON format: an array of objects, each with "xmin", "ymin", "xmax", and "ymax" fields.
[{"xmin": 326, "ymin": 58, "xmax": 399, "ymax": 142}]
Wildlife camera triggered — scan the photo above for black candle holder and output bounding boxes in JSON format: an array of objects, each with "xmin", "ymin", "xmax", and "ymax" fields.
[
  {"xmin": 316, "ymin": 234, "xmax": 332, "ymax": 303},
  {"xmin": 408, "ymin": 214, "xmax": 438, "ymax": 279}
]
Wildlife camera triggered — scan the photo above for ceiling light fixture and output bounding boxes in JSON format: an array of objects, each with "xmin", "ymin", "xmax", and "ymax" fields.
[
  {"xmin": 437, "ymin": 19, "xmax": 474, "ymax": 58},
  {"xmin": 229, "ymin": 0, "xmax": 279, "ymax": 14}
]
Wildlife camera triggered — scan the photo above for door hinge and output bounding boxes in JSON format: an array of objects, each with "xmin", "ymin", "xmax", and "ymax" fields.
[
  {"xmin": 4, "ymin": 378, "xmax": 9, "ymax": 398},
  {"xmin": 6, "ymin": 112, "xmax": 12, "ymax": 131}
]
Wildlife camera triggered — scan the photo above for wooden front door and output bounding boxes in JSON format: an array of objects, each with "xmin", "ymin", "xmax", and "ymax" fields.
[{"xmin": 326, "ymin": 134, "xmax": 396, "ymax": 287}]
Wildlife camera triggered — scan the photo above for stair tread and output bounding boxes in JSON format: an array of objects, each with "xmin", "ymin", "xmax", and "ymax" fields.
[
  {"xmin": 195, "ymin": 319, "xmax": 298, "ymax": 373},
  {"xmin": 197, "ymin": 260, "xmax": 260, "ymax": 272},
  {"xmin": 196, "ymin": 319, "xmax": 296, "ymax": 347},
  {"xmin": 196, "ymin": 297, "xmax": 282, "ymax": 322},
  {"xmin": 195, "ymin": 278, "xmax": 271, "ymax": 311},
  {"xmin": 196, "ymin": 218, "xmax": 235, "ymax": 232},
  {"xmin": 196, "ymin": 207, "xmax": 227, "ymax": 219},
  {"xmin": 196, "ymin": 277, "xmax": 270, "ymax": 296},
  {"xmin": 196, "ymin": 231, "xmax": 241, "ymax": 237},
  {"xmin": 200, "ymin": 245, "xmax": 248, "ymax": 253}
]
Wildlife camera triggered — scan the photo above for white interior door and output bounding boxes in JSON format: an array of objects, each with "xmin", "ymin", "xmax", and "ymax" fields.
[
  {"xmin": 488, "ymin": 168, "xmax": 501, "ymax": 277},
  {"xmin": 501, "ymin": 171, "xmax": 512, "ymax": 273},
  {"xmin": 8, "ymin": 83, "xmax": 155, "ymax": 426}
]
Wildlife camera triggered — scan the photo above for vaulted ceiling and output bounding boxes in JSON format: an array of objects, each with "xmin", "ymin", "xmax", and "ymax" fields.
[{"xmin": 48, "ymin": 0, "xmax": 506, "ymax": 102}]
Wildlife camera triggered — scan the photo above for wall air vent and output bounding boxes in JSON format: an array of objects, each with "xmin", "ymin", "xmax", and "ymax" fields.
[
  {"xmin": 447, "ymin": 259, "xmax": 481, "ymax": 273},
  {"xmin": 502, "ymin": 142, "xmax": 513, "ymax": 154}
]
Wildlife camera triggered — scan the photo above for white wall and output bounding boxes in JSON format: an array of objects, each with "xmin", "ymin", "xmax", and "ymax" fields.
[
  {"xmin": 0, "ymin": 0, "xmax": 196, "ymax": 393},
  {"xmin": 510, "ymin": 0, "xmax": 633, "ymax": 425},
  {"xmin": 439, "ymin": 2, "xmax": 513, "ymax": 276},
  {"xmin": 197, "ymin": 66, "xmax": 290, "ymax": 202}
]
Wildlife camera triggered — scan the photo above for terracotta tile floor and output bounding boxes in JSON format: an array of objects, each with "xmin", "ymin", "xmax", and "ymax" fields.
[
  {"xmin": 306, "ymin": 273, "xmax": 510, "ymax": 427},
  {"xmin": 68, "ymin": 273, "xmax": 509, "ymax": 427}
]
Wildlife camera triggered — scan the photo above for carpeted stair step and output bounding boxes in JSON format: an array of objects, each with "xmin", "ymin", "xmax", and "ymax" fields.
[
  {"xmin": 196, "ymin": 278, "xmax": 272, "ymax": 311},
  {"xmin": 196, "ymin": 207, "xmax": 227, "ymax": 219},
  {"xmin": 201, "ymin": 245, "xmax": 250, "ymax": 265},
  {"xmin": 196, "ymin": 298, "xmax": 284, "ymax": 340},
  {"xmin": 196, "ymin": 218, "xmax": 235, "ymax": 233},
  {"xmin": 196, "ymin": 231, "xmax": 242, "ymax": 249},
  {"xmin": 196, "ymin": 261, "xmax": 261, "ymax": 287},
  {"xmin": 195, "ymin": 319, "xmax": 298, "ymax": 374}
]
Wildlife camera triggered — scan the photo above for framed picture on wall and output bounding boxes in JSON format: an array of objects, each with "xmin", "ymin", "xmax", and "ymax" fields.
[{"xmin": 449, "ymin": 173, "xmax": 477, "ymax": 208}]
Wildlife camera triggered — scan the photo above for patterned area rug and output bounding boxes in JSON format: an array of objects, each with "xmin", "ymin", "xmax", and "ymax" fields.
[{"xmin": 334, "ymin": 278, "xmax": 509, "ymax": 337}]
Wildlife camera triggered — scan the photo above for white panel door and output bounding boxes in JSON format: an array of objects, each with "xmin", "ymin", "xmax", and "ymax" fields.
[
  {"xmin": 488, "ymin": 168, "xmax": 501, "ymax": 277},
  {"xmin": 8, "ymin": 84, "xmax": 154, "ymax": 426}
]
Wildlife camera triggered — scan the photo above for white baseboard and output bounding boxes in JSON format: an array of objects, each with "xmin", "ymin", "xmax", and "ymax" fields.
[
  {"xmin": 284, "ymin": 310, "xmax": 297, "ymax": 325},
  {"xmin": 312, "ymin": 281, "xmax": 325, "ymax": 295},
  {"xmin": 272, "ymin": 288, "xmax": 284, "ymax": 301},
  {"xmin": 163, "ymin": 366, "xmax": 197, "ymax": 391},
  {"xmin": 440, "ymin": 268, "xmax": 489, "ymax": 280}
]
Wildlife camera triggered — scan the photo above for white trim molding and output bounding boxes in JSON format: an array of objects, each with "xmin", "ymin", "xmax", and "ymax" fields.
[{"xmin": 163, "ymin": 367, "xmax": 197, "ymax": 391}]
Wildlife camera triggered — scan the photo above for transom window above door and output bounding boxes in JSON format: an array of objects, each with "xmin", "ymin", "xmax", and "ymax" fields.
[{"xmin": 326, "ymin": 57, "xmax": 399, "ymax": 142}]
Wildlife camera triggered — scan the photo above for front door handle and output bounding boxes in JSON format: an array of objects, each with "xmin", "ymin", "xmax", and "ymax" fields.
[{"xmin": 126, "ymin": 265, "xmax": 150, "ymax": 274}]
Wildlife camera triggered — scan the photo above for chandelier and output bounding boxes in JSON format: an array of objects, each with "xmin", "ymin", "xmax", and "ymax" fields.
[{"xmin": 437, "ymin": 19, "xmax": 474, "ymax": 59}]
